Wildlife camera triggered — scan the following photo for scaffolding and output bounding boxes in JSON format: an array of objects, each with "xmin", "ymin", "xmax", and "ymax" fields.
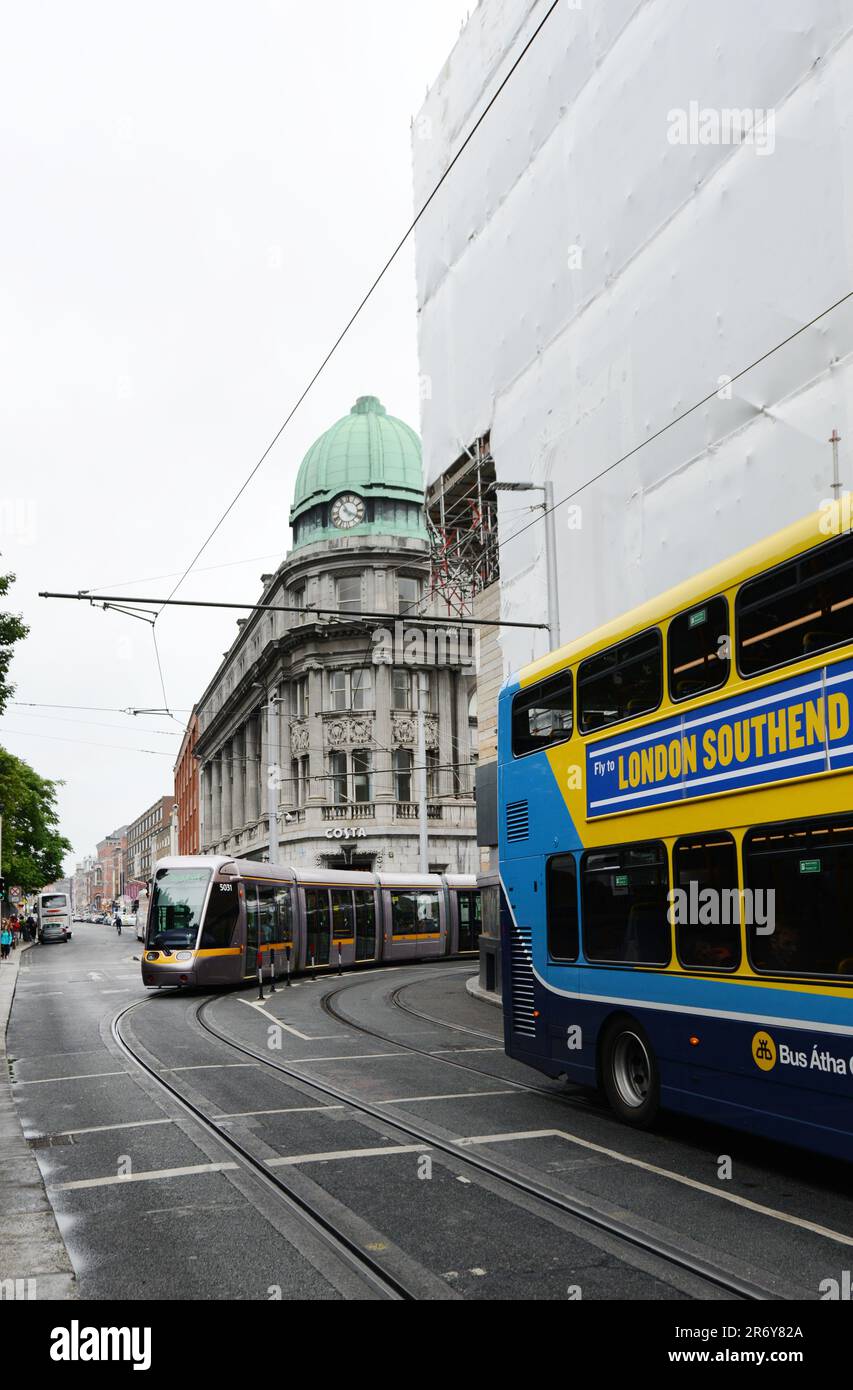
[{"xmin": 424, "ymin": 435, "xmax": 499, "ymax": 617}]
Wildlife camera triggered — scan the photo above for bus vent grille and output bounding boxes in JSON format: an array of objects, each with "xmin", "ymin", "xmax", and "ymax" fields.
[
  {"xmin": 509, "ymin": 923, "xmax": 536, "ymax": 1037},
  {"xmin": 506, "ymin": 800, "xmax": 529, "ymax": 842}
]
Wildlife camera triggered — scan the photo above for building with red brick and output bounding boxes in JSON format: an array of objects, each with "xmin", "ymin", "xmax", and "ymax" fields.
[{"xmin": 174, "ymin": 708, "xmax": 200, "ymax": 856}]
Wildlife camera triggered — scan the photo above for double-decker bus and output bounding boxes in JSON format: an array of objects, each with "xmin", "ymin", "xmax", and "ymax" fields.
[
  {"xmin": 499, "ymin": 500, "xmax": 853, "ymax": 1161},
  {"xmin": 37, "ymin": 890, "xmax": 71, "ymax": 943}
]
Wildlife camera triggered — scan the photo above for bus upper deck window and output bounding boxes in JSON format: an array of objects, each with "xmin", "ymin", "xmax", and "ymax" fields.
[
  {"xmin": 578, "ymin": 629, "xmax": 662, "ymax": 734},
  {"xmin": 511, "ymin": 671, "xmax": 573, "ymax": 757},
  {"xmin": 668, "ymin": 596, "xmax": 729, "ymax": 702},
  {"xmin": 737, "ymin": 532, "xmax": 853, "ymax": 677}
]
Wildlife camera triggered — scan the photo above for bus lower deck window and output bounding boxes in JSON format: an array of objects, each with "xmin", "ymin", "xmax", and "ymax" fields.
[
  {"xmin": 547, "ymin": 855, "xmax": 579, "ymax": 961},
  {"xmin": 744, "ymin": 815, "xmax": 853, "ymax": 977},
  {"xmin": 580, "ymin": 841, "xmax": 670, "ymax": 965}
]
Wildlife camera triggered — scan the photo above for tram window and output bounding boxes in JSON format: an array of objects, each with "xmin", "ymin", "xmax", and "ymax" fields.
[
  {"xmin": 511, "ymin": 671, "xmax": 573, "ymax": 757},
  {"xmin": 578, "ymin": 630, "xmax": 662, "ymax": 734},
  {"xmin": 391, "ymin": 890, "xmax": 440, "ymax": 936},
  {"xmin": 668, "ymin": 597, "xmax": 730, "ymax": 702},
  {"xmin": 580, "ymin": 841, "xmax": 670, "ymax": 965},
  {"xmin": 546, "ymin": 856, "xmax": 579, "ymax": 961},
  {"xmin": 257, "ymin": 885, "xmax": 278, "ymax": 946},
  {"xmin": 200, "ymin": 880, "xmax": 240, "ymax": 949},
  {"xmin": 672, "ymin": 834, "xmax": 740, "ymax": 971},
  {"xmin": 330, "ymin": 889, "xmax": 355, "ymax": 944},
  {"xmin": 148, "ymin": 867, "xmax": 211, "ymax": 949},
  {"xmin": 737, "ymin": 532, "xmax": 853, "ymax": 677},
  {"xmin": 743, "ymin": 816, "xmax": 853, "ymax": 978}
]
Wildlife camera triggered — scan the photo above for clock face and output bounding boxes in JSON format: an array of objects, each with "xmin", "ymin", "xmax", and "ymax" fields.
[{"xmin": 331, "ymin": 493, "xmax": 365, "ymax": 529}]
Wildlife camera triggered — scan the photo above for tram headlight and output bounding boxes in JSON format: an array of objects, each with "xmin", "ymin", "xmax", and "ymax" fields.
[{"xmin": 175, "ymin": 951, "xmax": 192, "ymax": 961}]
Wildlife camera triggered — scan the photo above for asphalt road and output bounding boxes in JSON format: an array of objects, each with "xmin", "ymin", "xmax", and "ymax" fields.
[{"xmin": 8, "ymin": 923, "xmax": 853, "ymax": 1300}]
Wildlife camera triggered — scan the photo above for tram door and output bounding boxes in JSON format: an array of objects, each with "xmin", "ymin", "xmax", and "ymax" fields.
[
  {"xmin": 305, "ymin": 889, "xmax": 331, "ymax": 969},
  {"xmin": 354, "ymin": 890, "xmax": 377, "ymax": 962},
  {"xmin": 457, "ymin": 891, "xmax": 481, "ymax": 953},
  {"xmin": 244, "ymin": 884, "xmax": 259, "ymax": 976},
  {"xmin": 330, "ymin": 889, "xmax": 356, "ymax": 970}
]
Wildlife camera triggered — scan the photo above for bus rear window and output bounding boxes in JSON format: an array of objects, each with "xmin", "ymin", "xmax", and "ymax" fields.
[
  {"xmin": 578, "ymin": 630, "xmax": 662, "ymax": 734},
  {"xmin": 736, "ymin": 532, "xmax": 853, "ymax": 676},
  {"xmin": 511, "ymin": 671, "xmax": 573, "ymax": 756}
]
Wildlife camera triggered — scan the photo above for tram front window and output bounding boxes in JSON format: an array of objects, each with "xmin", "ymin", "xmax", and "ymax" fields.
[{"xmin": 147, "ymin": 868, "xmax": 211, "ymax": 950}]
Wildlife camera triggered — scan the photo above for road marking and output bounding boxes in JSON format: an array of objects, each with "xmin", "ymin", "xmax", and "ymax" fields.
[
  {"xmin": 14, "ymin": 1070, "xmax": 128, "ymax": 1086},
  {"xmin": 378, "ymin": 1089, "xmax": 518, "ymax": 1105},
  {"xmin": 289, "ymin": 1052, "xmax": 409, "ymax": 1063},
  {"xmin": 237, "ymin": 997, "xmax": 346, "ymax": 1041},
  {"xmin": 100, "ymin": 989, "xmax": 132, "ymax": 994},
  {"xmin": 214, "ymin": 1105, "xmax": 346, "ymax": 1119},
  {"xmin": 163, "ymin": 1063, "xmax": 259, "ymax": 1072},
  {"xmin": 267, "ymin": 1144, "xmax": 431, "ymax": 1167},
  {"xmin": 429, "ymin": 1047, "xmax": 504, "ymax": 1054},
  {"xmin": 53, "ymin": 1161, "xmax": 239, "ymax": 1191},
  {"xmin": 50, "ymin": 1119, "xmax": 175, "ymax": 1137},
  {"xmin": 454, "ymin": 1129, "xmax": 853, "ymax": 1248},
  {"xmin": 12, "ymin": 990, "xmax": 65, "ymax": 997}
]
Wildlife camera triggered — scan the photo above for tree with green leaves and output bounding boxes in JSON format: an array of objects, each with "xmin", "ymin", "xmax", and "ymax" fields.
[
  {"xmin": 0, "ymin": 748, "xmax": 72, "ymax": 892},
  {"xmin": 0, "ymin": 566, "xmax": 28, "ymax": 717}
]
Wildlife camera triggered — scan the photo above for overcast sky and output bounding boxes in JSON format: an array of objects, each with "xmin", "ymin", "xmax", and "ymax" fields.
[{"xmin": 0, "ymin": 0, "xmax": 474, "ymax": 874}]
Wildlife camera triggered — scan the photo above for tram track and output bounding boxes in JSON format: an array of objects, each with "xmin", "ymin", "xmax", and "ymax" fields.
[
  {"xmin": 194, "ymin": 987, "xmax": 784, "ymax": 1302},
  {"xmin": 111, "ymin": 998, "xmax": 419, "ymax": 1301}
]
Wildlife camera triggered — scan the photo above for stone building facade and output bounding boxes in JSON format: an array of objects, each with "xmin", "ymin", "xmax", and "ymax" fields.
[
  {"xmin": 195, "ymin": 395, "xmax": 477, "ymax": 873},
  {"xmin": 174, "ymin": 709, "xmax": 200, "ymax": 855}
]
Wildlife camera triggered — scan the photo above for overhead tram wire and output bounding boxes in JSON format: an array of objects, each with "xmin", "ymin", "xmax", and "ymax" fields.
[
  {"xmin": 39, "ymin": 592, "xmax": 548, "ymax": 630},
  {"xmin": 152, "ymin": 0, "xmax": 563, "ymax": 620}
]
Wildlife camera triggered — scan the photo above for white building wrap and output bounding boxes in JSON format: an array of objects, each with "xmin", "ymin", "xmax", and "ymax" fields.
[{"xmin": 412, "ymin": 0, "xmax": 853, "ymax": 676}]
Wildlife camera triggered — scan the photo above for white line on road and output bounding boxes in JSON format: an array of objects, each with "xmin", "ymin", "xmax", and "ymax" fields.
[
  {"xmin": 213, "ymin": 1105, "xmax": 346, "ymax": 1119},
  {"xmin": 289, "ymin": 1052, "xmax": 409, "ymax": 1063},
  {"xmin": 378, "ymin": 1089, "xmax": 518, "ymax": 1105},
  {"xmin": 14, "ymin": 1070, "xmax": 128, "ymax": 1086},
  {"xmin": 237, "ymin": 997, "xmax": 346, "ymax": 1040},
  {"xmin": 429, "ymin": 1047, "xmax": 504, "ymax": 1054},
  {"xmin": 454, "ymin": 1129, "xmax": 853, "ymax": 1248},
  {"xmin": 53, "ymin": 1161, "xmax": 239, "ymax": 1191},
  {"xmin": 267, "ymin": 1144, "xmax": 431, "ymax": 1166},
  {"xmin": 51, "ymin": 1119, "xmax": 175, "ymax": 1137},
  {"xmin": 162, "ymin": 1063, "xmax": 259, "ymax": 1072}
]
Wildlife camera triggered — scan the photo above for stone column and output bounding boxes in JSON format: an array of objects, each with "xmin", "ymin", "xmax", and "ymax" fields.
[
  {"xmin": 455, "ymin": 672, "xmax": 473, "ymax": 796},
  {"xmin": 279, "ymin": 692, "xmax": 293, "ymax": 811},
  {"xmin": 307, "ymin": 667, "xmax": 325, "ymax": 803},
  {"xmin": 245, "ymin": 714, "xmax": 260, "ymax": 823},
  {"xmin": 437, "ymin": 667, "xmax": 455, "ymax": 797},
  {"xmin": 220, "ymin": 740, "xmax": 233, "ymax": 840},
  {"xmin": 374, "ymin": 662, "xmax": 394, "ymax": 802},
  {"xmin": 232, "ymin": 727, "xmax": 245, "ymax": 831}
]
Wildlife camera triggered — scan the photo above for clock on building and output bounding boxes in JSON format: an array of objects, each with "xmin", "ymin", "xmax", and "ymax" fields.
[{"xmin": 331, "ymin": 493, "xmax": 365, "ymax": 529}]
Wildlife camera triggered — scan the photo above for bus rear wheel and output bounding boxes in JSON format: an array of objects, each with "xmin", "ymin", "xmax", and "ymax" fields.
[{"xmin": 602, "ymin": 1019, "xmax": 660, "ymax": 1128}]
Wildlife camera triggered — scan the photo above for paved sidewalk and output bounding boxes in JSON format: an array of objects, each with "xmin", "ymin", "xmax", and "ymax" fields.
[
  {"xmin": 0, "ymin": 942, "xmax": 77, "ymax": 1299},
  {"xmin": 465, "ymin": 973, "xmax": 502, "ymax": 1009}
]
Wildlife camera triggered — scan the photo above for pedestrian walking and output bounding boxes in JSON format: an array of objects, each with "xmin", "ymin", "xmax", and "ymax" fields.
[
  {"xmin": 114, "ymin": 914, "xmax": 122, "ymax": 936},
  {"xmin": 9, "ymin": 915, "xmax": 19, "ymax": 950},
  {"xmin": 0, "ymin": 924, "xmax": 12, "ymax": 961},
  {"xmin": 24, "ymin": 915, "xmax": 36, "ymax": 943}
]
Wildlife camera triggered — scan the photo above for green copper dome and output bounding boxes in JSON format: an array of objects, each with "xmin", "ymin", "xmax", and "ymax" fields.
[{"xmin": 289, "ymin": 395, "xmax": 427, "ymax": 545}]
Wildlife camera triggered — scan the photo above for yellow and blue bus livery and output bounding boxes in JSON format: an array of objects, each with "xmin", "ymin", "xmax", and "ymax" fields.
[{"xmin": 498, "ymin": 502, "xmax": 853, "ymax": 1161}]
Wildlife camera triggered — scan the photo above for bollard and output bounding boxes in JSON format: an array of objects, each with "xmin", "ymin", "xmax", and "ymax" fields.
[
  {"xmin": 270, "ymin": 949, "xmax": 276, "ymax": 994},
  {"xmin": 257, "ymin": 955, "xmax": 264, "ymax": 1000}
]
